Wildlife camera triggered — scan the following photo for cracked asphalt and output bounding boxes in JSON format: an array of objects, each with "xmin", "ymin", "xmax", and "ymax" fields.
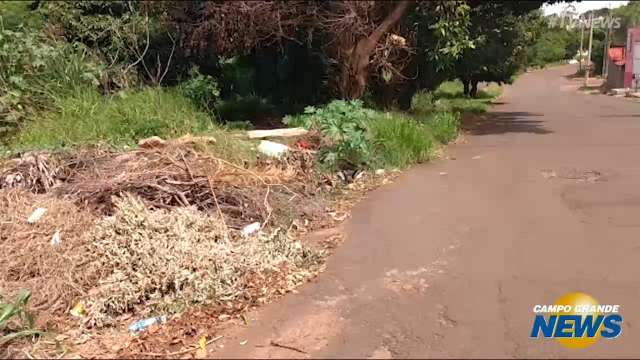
[{"xmin": 214, "ymin": 65, "xmax": 640, "ymax": 358}]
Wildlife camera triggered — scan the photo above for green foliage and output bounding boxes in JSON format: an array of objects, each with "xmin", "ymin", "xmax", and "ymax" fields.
[
  {"xmin": 284, "ymin": 100, "xmax": 377, "ymax": 170},
  {"xmin": 285, "ymin": 99, "xmax": 446, "ymax": 170},
  {"xmin": 368, "ymin": 113, "xmax": 435, "ymax": 169},
  {"xmin": 12, "ymin": 87, "xmax": 215, "ymax": 149},
  {"xmin": 612, "ymin": 1, "xmax": 640, "ymax": 45},
  {"xmin": 178, "ymin": 67, "xmax": 220, "ymax": 113},
  {"xmin": 41, "ymin": 1, "xmax": 183, "ymax": 87},
  {"xmin": 523, "ymin": 13, "xmax": 580, "ymax": 69},
  {"xmin": 0, "ymin": 289, "xmax": 43, "ymax": 346},
  {"xmin": 425, "ymin": 111, "xmax": 461, "ymax": 144},
  {"xmin": 0, "ymin": 1, "xmax": 43, "ymax": 30},
  {"xmin": 0, "ymin": 26, "xmax": 102, "ymax": 137},
  {"xmin": 410, "ymin": 90, "xmax": 436, "ymax": 114}
]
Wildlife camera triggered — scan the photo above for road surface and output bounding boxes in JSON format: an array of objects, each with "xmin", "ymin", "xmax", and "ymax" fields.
[{"xmin": 216, "ymin": 66, "xmax": 640, "ymax": 358}]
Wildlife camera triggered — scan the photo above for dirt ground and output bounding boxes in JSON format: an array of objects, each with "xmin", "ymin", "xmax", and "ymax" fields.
[{"xmin": 204, "ymin": 65, "xmax": 640, "ymax": 358}]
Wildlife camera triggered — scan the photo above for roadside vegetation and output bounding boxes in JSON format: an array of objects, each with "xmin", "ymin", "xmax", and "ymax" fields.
[{"xmin": 0, "ymin": 1, "xmax": 547, "ymax": 357}]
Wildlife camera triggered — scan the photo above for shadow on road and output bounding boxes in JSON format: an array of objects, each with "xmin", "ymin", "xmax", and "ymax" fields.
[{"xmin": 463, "ymin": 111, "xmax": 552, "ymax": 135}]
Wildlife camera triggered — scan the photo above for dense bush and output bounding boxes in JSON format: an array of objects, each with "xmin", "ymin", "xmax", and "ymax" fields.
[
  {"xmin": 0, "ymin": 26, "xmax": 102, "ymax": 137},
  {"xmin": 178, "ymin": 67, "xmax": 220, "ymax": 114}
]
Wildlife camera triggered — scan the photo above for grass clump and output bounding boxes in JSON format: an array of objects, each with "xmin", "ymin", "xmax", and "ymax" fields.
[
  {"xmin": 11, "ymin": 87, "xmax": 218, "ymax": 150},
  {"xmin": 85, "ymin": 194, "xmax": 322, "ymax": 327},
  {"xmin": 425, "ymin": 111, "xmax": 461, "ymax": 144},
  {"xmin": 368, "ymin": 113, "xmax": 435, "ymax": 169}
]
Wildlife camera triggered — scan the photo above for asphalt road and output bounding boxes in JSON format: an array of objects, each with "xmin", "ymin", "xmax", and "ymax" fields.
[{"xmin": 215, "ymin": 65, "xmax": 640, "ymax": 358}]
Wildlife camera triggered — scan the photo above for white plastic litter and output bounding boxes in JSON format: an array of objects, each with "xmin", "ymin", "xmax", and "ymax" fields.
[
  {"xmin": 51, "ymin": 230, "xmax": 61, "ymax": 246},
  {"xmin": 241, "ymin": 222, "xmax": 261, "ymax": 237},
  {"xmin": 257, "ymin": 140, "xmax": 289, "ymax": 158},
  {"xmin": 27, "ymin": 208, "xmax": 47, "ymax": 224}
]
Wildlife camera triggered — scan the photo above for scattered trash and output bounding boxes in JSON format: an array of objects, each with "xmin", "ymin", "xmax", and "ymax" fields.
[
  {"xmin": 439, "ymin": 172, "xmax": 448, "ymax": 176},
  {"xmin": 27, "ymin": 207, "xmax": 47, "ymax": 224},
  {"xmin": 195, "ymin": 336, "xmax": 208, "ymax": 359},
  {"xmin": 138, "ymin": 136, "xmax": 166, "ymax": 149},
  {"xmin": 270, "ymin": 340, "xmax": 308, "ymax": 354},
  {"xmin": 257, "ymin": 140, "xmax": 289, "ymax": 158},
  {"xmin": 330, "ymin": 212, "xmax": 349, "ymax": 222},
  {"xmin": 51, "ymin": 230, "xmax": 61, "ymax": 246},
  {"xmin": 70, "ymin": 302, "xmax": 86, "ymax": 317},
  {"xmin": 541, "ymin": 169, "xmax": 557, "ymax": 179},
  {"xmin": 375, "ymin": 169, "xmax": 386, "ymax": 175},
  {"xmin": 240, "ymin": 339, "xmax": 248, "ymax": 345},
  {"xmin": 247, "ymin": 127, "xmax": 308, "ymax": 139},
  {"xmin": 471, "ymin": 155, "xmax": 482, "ymax": 160},
  {"xmin": 241, "ymin": 222, "xmax": 261, "ymax": 237},
  {"xmin": 128, "ymin": 315, "xmax": 167, "ymax": 333}
]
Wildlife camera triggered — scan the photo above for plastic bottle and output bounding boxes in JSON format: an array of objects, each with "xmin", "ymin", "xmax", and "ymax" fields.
[{"xmin": 128, "ymin": 315, "xmax": 167, "ymax": 333}]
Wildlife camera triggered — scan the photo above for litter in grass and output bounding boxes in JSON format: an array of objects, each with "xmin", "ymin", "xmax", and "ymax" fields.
[
  {"xmin": 242, "ymin": 222, "xmax": 261, "ymax": 237},
  {"xmin": 27, "ymin": 207, "xmax": 47, "ymax": 224},
  {"xmin": 128, "ymin": 315, "xmax": 167, "ymax": 334},
  {"xmin": 50, "ymin": 230, "xmax": 61, "ymax": 246}
]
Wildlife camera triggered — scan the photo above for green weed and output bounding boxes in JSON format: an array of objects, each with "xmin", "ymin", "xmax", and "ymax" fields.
[
  {"xmin": 425, "ymin": 112, "xmax": 461, "ymax": 144},
  {"xmin": 0, "ymin": 290, "xmax": 44, "ymax": 346},
  {"xmin": 368, "ymin": 113, "xmax": 435, "ymax": 169}
]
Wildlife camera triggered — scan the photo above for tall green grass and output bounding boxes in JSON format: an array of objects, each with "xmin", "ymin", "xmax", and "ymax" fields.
[
  {"xmin": 368, "ymin": 113, "xmax": 435, "ymax": 169},
  {"xmin": 424, "ymin": 112, "xmax": 461, "ymax": 144},
  {"xmin": 11, "ymin": 87, "xmax": 256, "ymax": 163},
  {"xmin": 13, "ymin": 87, "xmax": 210, "ymax": 148}
]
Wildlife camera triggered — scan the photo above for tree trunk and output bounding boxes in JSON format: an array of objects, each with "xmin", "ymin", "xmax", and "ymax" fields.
[
  {"xmin": 341, "ymin": 1, "xmax": 412, "ymax": 99},
  {"xmin": 470, "ymin": 79, "xmax": 479, "ymax": 98},
  {"xmin": 462, "ymin": 79, "xmax": 470, "ymax": 97}
]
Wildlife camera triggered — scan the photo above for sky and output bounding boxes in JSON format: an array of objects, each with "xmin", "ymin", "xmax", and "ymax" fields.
[{"xmin": 543, "ymin": 1, "xmax": 628, "ymax": 15}]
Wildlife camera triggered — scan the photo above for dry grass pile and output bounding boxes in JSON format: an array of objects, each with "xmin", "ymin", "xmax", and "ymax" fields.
[
  {"xmin": 0, "ymin": 139, "xmax": 329, "ymax": 328},
  {"xmin": 84, "ymin": 194, "xmax": 322, "ymax": 327},
  {"xmin": 0, "ymin": 190, "xmax": 97, "ymax": 318},
  {"xmin": 1, "ymin": 139, "xmax": 324, "ymax": 229}
]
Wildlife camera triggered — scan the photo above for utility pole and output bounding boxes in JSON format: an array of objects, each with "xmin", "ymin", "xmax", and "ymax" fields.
[
  {"xmin": 603, "ymin": 23, "xmax": 610, "ymax": 78},
  {"xmin": 584, "ymin": 12, "xmax": 594, "ymax": 87},
  {"xmin": 579, "ymin": 20, "xmax": 585, "ymax": 72}
]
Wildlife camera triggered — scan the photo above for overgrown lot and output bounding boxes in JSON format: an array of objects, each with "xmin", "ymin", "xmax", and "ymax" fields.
[{"xmin": 0, "ymin": 1, "xmax": 505, "ymax": 357}]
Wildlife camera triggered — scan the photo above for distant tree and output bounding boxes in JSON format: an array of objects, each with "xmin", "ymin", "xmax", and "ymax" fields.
[{"xmin": 452, "ymin": 2, "xmax": 544, "ymax": 97}]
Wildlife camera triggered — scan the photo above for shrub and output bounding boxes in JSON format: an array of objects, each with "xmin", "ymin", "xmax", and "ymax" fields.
[
  {"xmin": 411, "ymin": 90, "xmax": 436, "ymax": 114},
  {"xmin": 0, "ymin": 27, "xmax": 102, "ymax": 137},
  {"xmin": 369, "ymin": 113, "xmax": 435, "ymax": 168},
  {"xmin": 284, "ymin": 100, "xmax": 377, "ymax": 170},
  {"xmin": 11, "ymin": 87, "xmax": 216, "ymax": 149},
  {"xmin": 426, "ymin": 111, "xmax": 461, "ymax": 144},
  {"xmin": 178, "ymin": 67, "xmax": 220, "ymax": 113}
]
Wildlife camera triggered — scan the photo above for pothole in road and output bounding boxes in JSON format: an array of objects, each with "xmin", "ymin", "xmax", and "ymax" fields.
[{"xmin": 541, "ymin": 168, "xmax": 604, "ymax": 182}]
